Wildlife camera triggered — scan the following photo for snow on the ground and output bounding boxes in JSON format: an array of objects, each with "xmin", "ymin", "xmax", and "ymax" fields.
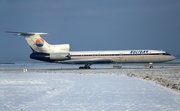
[
  {"xmin": 0, "ymin": 71, "xmax": 180, "ymax": 111},
  {"xmin": 0, "ymin": 62, "xmax": 180, "ymax": 111}
]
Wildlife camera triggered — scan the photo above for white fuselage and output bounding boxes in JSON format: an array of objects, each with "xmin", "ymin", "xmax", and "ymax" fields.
[{"xmin": 69, "ymin": 50, "xmax": 175, "ymax": 63}]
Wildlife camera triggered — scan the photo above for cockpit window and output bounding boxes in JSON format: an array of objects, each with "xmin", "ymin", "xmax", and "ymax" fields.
[{"xmin": 163, "ymin": 53, "xmax": 171, "ymax": 55}]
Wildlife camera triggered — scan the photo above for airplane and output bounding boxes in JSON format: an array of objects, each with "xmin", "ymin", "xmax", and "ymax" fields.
[{"xmin": 7, "ymin": 31, "xmax": 175, "ymax": 69}]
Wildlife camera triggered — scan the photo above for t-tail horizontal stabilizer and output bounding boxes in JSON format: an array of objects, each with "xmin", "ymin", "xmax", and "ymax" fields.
[{"xmin": 6, "ymin": 31, "xmax": 48, "ymax": 36}]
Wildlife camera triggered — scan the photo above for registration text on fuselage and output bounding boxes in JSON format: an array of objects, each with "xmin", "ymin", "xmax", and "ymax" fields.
[{"xmin": 130, "ymin": 50, "xmax": 149, "ymax": 54}]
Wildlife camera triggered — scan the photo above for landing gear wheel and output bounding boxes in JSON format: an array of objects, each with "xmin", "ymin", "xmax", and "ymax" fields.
[
  {"xmin": 149, "ymin": 66, "xmax": 153, "ymax": 69},
  {"xmin": 79, "ymin": 66, "xmax": 91, "ymax": 69},
  {"xmin": 79, "ymin": 64, "xmax": 91, "ymax": 69},
  {"xmin": 149, "ymin": 62, "xmax": 153, "ymax": 69},
  {"xmin": 79, "ymin": 66, "xmax": 84, "ymax": 69}
]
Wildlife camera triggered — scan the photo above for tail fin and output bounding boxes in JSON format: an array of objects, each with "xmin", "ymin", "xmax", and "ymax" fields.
[{"xmin": 7, "ymin": 31, "xmax": 70, "ymax": 53}]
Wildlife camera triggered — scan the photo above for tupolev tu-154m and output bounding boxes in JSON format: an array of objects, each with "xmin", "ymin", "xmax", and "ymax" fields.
[{"xmin": 7, "ymin": 31, "xmax": 175, "ymax": 69}]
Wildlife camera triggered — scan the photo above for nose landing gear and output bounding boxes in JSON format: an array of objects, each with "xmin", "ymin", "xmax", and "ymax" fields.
[{"xmin": 149, "ymin": 62, "xmax": 153, "ymax": 69}]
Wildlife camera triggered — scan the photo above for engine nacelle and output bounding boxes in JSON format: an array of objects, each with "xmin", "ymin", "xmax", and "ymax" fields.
[
  {"xmin": 49, "ymin": 53, "xmax": 71, "ymax": 60},
  {"xmin": 30, "ymin": 52, "xmax": 71, "ymax": 62}
]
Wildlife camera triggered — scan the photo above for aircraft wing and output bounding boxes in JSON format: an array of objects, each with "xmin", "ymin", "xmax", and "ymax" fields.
[{"xmin": 59, "ymin": 58, "xmax": 113, "ymax": 64}]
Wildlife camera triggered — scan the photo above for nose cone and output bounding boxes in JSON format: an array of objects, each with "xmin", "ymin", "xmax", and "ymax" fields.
[
  {"xmin": 171, "ymin": 56, "xmax": 176, "ymax": 60},
  {"xmin": 169, "ymin": 55, "xmax": 176, "ymax": 61}
]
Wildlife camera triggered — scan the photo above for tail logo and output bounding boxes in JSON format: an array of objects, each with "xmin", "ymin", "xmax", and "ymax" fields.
[{"xmin": 36, "ymin": 38, "xmax": 44, "ymax": 47}]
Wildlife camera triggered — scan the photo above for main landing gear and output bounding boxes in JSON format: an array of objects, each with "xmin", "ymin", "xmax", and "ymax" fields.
[{"xmin": 79, "ymin": 64, "xmax": 91, "ymax": 69}]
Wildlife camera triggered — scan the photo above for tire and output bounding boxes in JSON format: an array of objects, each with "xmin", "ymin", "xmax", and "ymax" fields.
[{"xmin": 149, "ymin": 66, "xmax": 153, "ymax": 69}]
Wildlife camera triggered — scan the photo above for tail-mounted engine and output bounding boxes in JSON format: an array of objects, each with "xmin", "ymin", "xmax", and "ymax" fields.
[
  {"xmin": 49, "ymin": 53, "xmax": 70, "ymax": 60},
  {"xmin": 30, "ymin": 52, "xmax": 71, "ymax": 62}
]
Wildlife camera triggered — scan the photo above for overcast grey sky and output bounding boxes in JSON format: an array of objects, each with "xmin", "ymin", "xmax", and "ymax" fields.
[{"xmin": 0, "ymin": 0, "xmax": 180, "ymax": 62}]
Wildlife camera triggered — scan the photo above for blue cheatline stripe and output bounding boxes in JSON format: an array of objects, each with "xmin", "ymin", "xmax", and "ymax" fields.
[{"xmin": 71, "ymin": 53, "xmax": 170, "ymax": 57}]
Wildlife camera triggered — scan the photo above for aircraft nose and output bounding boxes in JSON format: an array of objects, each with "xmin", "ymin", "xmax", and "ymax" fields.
[{"xmin": 171, "ymin": 56, "xmax": 176, "ymax": 60}]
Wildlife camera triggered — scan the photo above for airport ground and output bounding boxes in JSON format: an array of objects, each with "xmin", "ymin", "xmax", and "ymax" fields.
[
  {"xmin": 0, "ymin": 61, "xmax": 180, "ymax": 110},
  {"xmin": 0, "ymin": 61, "xmax": 180, "ymax": 92}
]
